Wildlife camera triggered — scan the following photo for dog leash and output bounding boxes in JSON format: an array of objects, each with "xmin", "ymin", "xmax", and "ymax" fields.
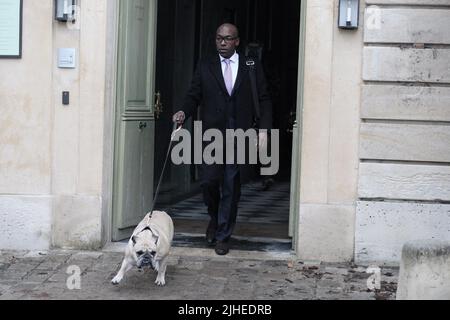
[{"xmin": 146, "ymin": 122, "xmax": 182, "ymax": 223}]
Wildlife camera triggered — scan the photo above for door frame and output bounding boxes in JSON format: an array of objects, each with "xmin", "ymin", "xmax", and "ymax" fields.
[
  {"xmin": 102, "ymin": 0, "xmax": 308, "ymax": 253},
  {"xmin": 289, "ymin": 0, "xmax": 307, "ymax": 253},
  {"xmin": 102, "ymin": 0, "xmax": 120, "ymax": 246}
]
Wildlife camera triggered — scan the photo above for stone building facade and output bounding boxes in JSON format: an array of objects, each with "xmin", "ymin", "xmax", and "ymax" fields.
[{"xmin": 0, "ymin": 0, "xmax": 449, "ymax": 265}]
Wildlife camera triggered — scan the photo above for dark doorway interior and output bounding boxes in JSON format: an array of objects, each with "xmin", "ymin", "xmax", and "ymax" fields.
[{"xmin": 153, "ymin": 0, "xmax": 301, "ymax": 249}]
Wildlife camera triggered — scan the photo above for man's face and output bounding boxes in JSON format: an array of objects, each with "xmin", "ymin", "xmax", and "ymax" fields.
[{"xmin": 216, "ymin": 25, "xmax": 240, "ymax": 59}]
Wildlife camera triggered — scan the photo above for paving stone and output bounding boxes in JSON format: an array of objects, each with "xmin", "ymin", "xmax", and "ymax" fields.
[
  {"xmin": 236, "ymin": 260, "xmax": 262, "ymax": 269},
  {"xmin": 324, "ymin": 267, "xmax": 349, "ymax": 276},
  {"xmin": 233, "ymin": 268, "xmax": 259, "ymax": 276},
  {"xmin": 5, "ymin": 262, "xmax": 37, "ymax": 273},
  {"xmin": 0, "ymin": 283, "xmax": 12, "ymax": 295},
  {"xmin": 0, "ymin": 279, "xmax": 18, "ymax": 286},
  {"xmin": 177, "ymin": 261, "xmax": 205, "ymax": 271},
  {"xmin": 292, "ymin": 284, "xmax": 315, "ymax": 298},
  {"xmin": 344, "ymin": 291, "xmax": 376, "ymax": 300},
  {"xmin": 317, "ymin": 279, "xmax": 344, "ymax": 290},
  {"xmin": 0, "ymin": 250, "xmax": 28, "ymax": 258},
  {"xmin": 72, "ymin": 252, "xmax": 103, "ymax": 259},
  {"xmin": 22, "ymin": 270, "xmax": 55, "ymax": 282},
  {"xmin": 223, "ymin": 282, "xmax": 256, "ymax": 298},
  {"xmin": 0, "ymin": 291, "xmax": 28, "ymax": 300},
  {"xmin": 46, "ymin": 271, "xmax": 70, "ymax": 284},
  {"xmin": 221, "ymin": 293, "xmax": 255, "ymax": 300},
  {"xmin": 35, "ymin": 260, "xmax": 67, "ymax": 271},
  {"xmin": 0, "ymin": 249, "xmax": 399, "ymax": 300},
  {"xmin": 23, "ymin": 289, "xmax": 67, "ymax": 300},
  {"xmin": 0, "ymin": 255, "xmax": 17, "ymax": 264},
  {"xmin": 22, "ymin": 251, "xmax": 49, "ymax": 258},
  {"xmin": 9, "ymin": 281, "xmax": 42, "ymax": 294},
  {"xmin": 303, "ymin": 260, "xmax": 322, "ymax": 267},
  {"xmin": 261, "ymin": 260, "xmax": 292, "ymax": 268},
  {"xmin": 0, "ymin": 270, "xmax": 29, "ymax": 281}
]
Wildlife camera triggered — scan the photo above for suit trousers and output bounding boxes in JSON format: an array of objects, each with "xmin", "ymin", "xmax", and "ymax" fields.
[
  {"xmin": 201, "ymin": 163, "xmax": 241, "ymax": 242},
  {"xmin": 201, "ymin": 114, "xmax": 241, "ymax": 242}
]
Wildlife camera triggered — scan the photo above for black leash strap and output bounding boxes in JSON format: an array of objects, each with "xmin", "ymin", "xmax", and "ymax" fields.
[
  {"xmin": 247, "ymin": 59, "xmax": 261, "ymax": 126},
  {"xmin": 148, "ymin": 122, "xmax": 181, "ymax": 220}
]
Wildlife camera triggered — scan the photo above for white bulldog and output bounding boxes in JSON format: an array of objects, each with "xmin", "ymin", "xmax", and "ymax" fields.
[{"xmin": 112, "ymin": 211, "xmax": 174, "ymax": 286}]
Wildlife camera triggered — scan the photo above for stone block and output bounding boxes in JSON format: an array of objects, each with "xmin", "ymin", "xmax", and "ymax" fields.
[{"xmin": 397, "ymin": 241, "xmax": 450, "ymax": 300}]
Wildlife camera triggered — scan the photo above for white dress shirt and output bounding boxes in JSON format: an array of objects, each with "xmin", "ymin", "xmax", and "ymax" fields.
[{"xmin": 220, "ymin": 51, "xmax": 239, "ymax": 89}]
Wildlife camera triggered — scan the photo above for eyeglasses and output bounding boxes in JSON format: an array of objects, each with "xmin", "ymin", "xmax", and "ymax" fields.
[{"xmin": 216, "ymin": 36, "xmax": 238, "ymax": 43}]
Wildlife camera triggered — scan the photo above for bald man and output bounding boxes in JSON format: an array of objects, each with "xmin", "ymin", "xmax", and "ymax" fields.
[{"xmin": 173, "ymin": 24, "xmax": 272, "ymax": 255}]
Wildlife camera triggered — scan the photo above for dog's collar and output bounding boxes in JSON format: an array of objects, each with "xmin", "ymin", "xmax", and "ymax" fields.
[
  {"xmin": 132, "ymin": 226, "xmax": 154, "ymax": 245},
  {"xmin": 139, "ymin": 226, "xmax": 152, "ymax": 233}
]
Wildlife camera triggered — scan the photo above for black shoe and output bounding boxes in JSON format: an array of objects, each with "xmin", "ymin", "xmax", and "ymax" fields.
[
  {"xmin": 215, "ymin": 241, "xmax": 230, "ymax": 256},
  {"xmin": 206, "ymin": 220, "xmax": 217, "ymax": 245}
]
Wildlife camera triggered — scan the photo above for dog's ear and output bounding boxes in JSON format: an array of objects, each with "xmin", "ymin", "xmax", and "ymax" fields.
[{"xmin": 132, "ymin": 235, "xmax": 137, "ymax": 245}]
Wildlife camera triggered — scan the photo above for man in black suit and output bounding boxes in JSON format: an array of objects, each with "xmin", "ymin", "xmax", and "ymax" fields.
[{"xmin": 173, "ymin": 23, "xmax": 272, "ymax": 255}]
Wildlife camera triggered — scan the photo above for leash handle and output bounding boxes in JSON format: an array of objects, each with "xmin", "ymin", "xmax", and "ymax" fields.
[{"xmin": 171, "ymin": 122, "xmax": 182, "ymax": 141}]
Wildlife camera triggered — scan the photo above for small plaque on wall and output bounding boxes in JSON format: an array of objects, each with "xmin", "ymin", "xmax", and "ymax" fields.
[{"xmin": 0, "ymin": 0, "xmax": 23, "ymax": 58}]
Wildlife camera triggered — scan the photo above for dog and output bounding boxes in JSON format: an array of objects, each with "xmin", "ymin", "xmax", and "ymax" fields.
[{"xmin": 112, "ymin": 211, "xmax": 174, "ymax": 286}]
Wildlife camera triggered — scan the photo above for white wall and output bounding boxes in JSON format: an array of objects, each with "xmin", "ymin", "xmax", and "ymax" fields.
[
  {"xmin": 298, "ymin": 0, "xmax": 450, "ymax": 263},
  {"xmin": 50, "ymin": 0, "xmax": 107, "ymax": 249},
  {"xmin": 297, "ymin": 0, "xmax": 363, "ymax": 262},
  {"xmin": 397, "ymin": 241, "xmax": 450, "ymax": 300},
  {"xmin": 356, "ymin": 0, "xmax": 450, "ymax": 264},
  {"xmin": 0, "ymin": 0, "xmax": 108, "ymax": 250},
  {"xmin": 0, "ymin": 1, "xmax": 53, "ymax": 250}
]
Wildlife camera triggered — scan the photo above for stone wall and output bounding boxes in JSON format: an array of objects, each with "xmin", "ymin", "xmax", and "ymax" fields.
[
  {"xmin": 0, "ymin": 0, "xmax": 107, "ymax": 250},
  {"xmin": 0, "ymin": 1, "xmax": 53, "ymax": 250},
  {"xmin": 298, "ymin": 0, "xmax": 363, "ymax": 262},
  {"xmin": 50, "ymin": 0, "xmax": 107, "ymax": 250},
  {"xmin": 397, "ymin": 241, "xmax": 450, "ymax": 299},
  {"xmin": 355, "ymin": 0, "xmax": 450, "ymax": 264}
]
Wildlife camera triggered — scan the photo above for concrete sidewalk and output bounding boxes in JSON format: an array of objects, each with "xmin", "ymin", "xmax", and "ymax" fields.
[{"xmin": 0, "ymin": 247, "xmax": 398, "ymax": 300}]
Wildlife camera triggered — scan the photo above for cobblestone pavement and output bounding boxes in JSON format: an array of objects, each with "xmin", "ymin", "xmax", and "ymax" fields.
[{"xmin": 0, "ymin": 249, "xmax": 398, "ymax": 300}]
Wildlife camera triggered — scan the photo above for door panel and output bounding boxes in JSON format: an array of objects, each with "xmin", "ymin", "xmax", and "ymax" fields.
[
  {"xmin": 124, "ymin": 0, "xmax": 151, "ymax": 112},
  {"xmin": 122, "ymin": 0, "xmax": 153, "ymax": 114},
  {"xmin": 113, "ymin": 0, "xmax": 158, "ymax": 241},
  {"xmin": 115, "ymin": 121, "xmax": 154, "ymax": 229}
]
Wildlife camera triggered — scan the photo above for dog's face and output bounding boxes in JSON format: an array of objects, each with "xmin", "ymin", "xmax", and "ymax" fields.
[{"xmin": 132, "ymin": 228, "xmax": 159, "ymax": 269}]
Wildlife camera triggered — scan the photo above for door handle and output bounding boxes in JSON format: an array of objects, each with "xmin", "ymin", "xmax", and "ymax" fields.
[
  {"xmin": 139, "ymin": 122, "xmax": 147, "ymax": 130},
  {"xmin": 154, "ymin": 91, "xmax": 163, "ymax": 119}
]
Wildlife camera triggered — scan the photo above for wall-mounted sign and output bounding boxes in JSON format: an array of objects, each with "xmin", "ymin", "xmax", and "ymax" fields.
[
  {"xmin": 0, "ymin": 0, "xmax": 22, "ymax": 58},
  {"xmin": 58, "ymin": 48, "xmax": 76, "ymax": 68}
]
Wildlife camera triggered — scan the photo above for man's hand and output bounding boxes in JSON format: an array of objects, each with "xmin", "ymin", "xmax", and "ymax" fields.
[
  {"xmin": 173, "ymin": 111, "xmax": 186, "ymax": 125},
  {"xmin": 258, "ymin": 131, "xmax": 268, "ymax": 151}
]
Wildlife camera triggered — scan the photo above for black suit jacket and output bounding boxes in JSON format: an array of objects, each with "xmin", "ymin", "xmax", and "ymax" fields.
[
  {"xmin": 181, "ymin": 54, "xmax": 273, "ymax": 183},
  {"xmin": 181, "ymin": 54, "xmax": 272, "ymax": 131}
]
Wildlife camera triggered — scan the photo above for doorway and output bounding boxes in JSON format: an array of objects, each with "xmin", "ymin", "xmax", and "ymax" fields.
[{"xmin": 112, "ymin": 0, "xmax": 302, "ymax": 251}]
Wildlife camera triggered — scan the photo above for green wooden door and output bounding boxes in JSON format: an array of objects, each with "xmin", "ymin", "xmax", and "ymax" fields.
[{"xmin": 113, "ymin": 0, "xmax": 158, "ymax": 241}]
